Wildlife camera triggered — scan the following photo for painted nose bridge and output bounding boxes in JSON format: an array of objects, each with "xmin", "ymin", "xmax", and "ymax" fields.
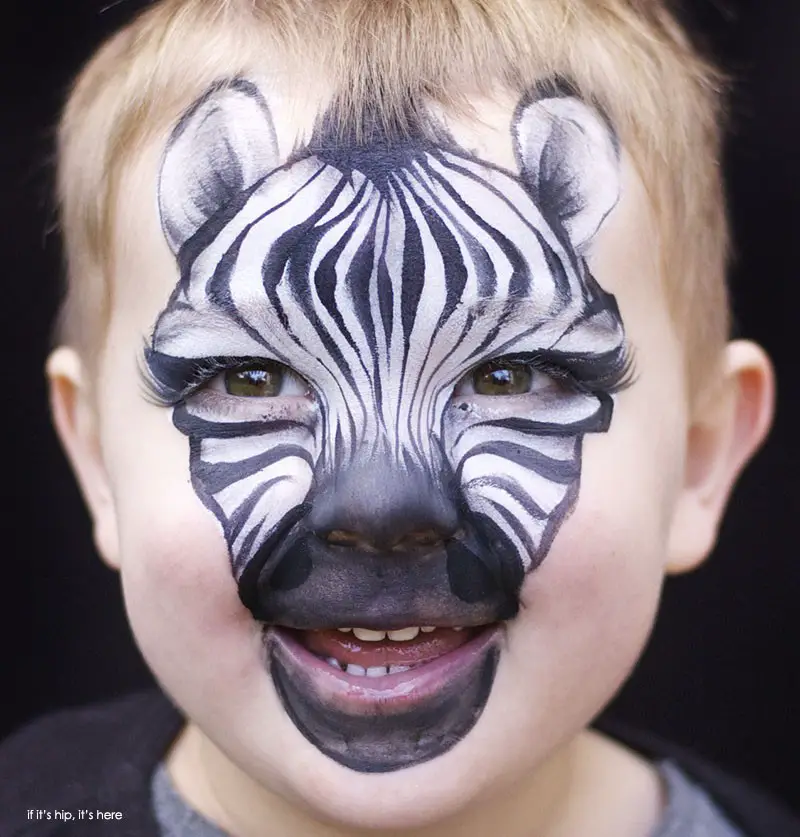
[{"xmin": 308, "ymin": 452, "xmax": 459, "ymax": 552}]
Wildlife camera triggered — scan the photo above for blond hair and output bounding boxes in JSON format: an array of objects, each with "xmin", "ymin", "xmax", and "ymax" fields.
[{"xmin": 55, "ymin": 0, "xmax": 729, "ymax": 398}]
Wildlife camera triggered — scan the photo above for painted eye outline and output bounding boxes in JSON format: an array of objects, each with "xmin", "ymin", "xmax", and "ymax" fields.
[
  {"xmin": 141, "ymin": 343, "xmax": 635, "ymax": 410},
  {"xmin": 138, "ymin": 350, "xmax": 315, "ymax": 409},
  {"xmin": 449, "ymin": 345, "xmax": 638, "ymax": 403}
]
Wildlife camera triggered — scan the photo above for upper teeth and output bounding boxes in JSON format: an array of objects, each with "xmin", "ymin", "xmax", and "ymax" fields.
[{"xmin": 335, "ymin": 626, "xmax": 436, "ymax": 642}]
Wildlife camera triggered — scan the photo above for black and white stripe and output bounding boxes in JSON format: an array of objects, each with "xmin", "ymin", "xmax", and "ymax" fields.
[{"xmin": 148, "ymin": 79, "xmax": 626, "ymax": 582}]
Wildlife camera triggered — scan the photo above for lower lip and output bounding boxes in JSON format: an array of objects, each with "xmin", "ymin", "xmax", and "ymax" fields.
[{"xmin": 266, "ymin": 624, "xmax": 502, "ymax": 714}]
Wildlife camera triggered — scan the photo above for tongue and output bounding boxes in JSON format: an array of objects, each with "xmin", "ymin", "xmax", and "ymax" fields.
[{"xmin": 296, "ymin": 627, "xmax": 478, "ymax": 669}]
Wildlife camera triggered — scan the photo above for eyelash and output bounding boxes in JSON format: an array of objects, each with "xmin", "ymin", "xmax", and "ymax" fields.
[
  {"xmin": 139, "ymin": 343, "xmax": 637, "ymax": 409},
  {"xmin": 487, "ymin": 345, "xmax": 637, "ymax": 397},
  {"xmin": 138, "ymin": 352, "xmax": 284, "ymax": 408}
]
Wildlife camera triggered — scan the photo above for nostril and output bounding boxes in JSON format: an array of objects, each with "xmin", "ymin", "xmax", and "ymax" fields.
[
  {"xmin": 309, "ymin": 459, "xmax": 460, "ymax": 555},
  {"xmin": 392, "ymin": 529, "xmax": 447, "ymax": 551},
  {"xmin": 321, "ymin": 526, "xmax": 453, "ymax": 552},
  {"xmin": 324, "ymin": 529, "xmax": 366, "ymax": 548}
]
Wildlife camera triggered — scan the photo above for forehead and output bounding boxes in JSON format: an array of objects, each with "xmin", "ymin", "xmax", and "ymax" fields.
[
  {"xmin": 109, "ymin": 84, "xmax": 663, "ymax": 347},
  {"xmin": 230, "ymin": 85, "xmax": 523, "ymax": 174}
]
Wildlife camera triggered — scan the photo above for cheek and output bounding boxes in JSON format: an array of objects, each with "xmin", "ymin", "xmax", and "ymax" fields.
[
  {"xmin": 496, "ymin": 415, "xmax": 680, "ymax": 729},
  {"xmin": 518, "ymin": 513, "xmax": 664, "ymax": 675},
  {"xmin": 487, "ymin": 507, "xmax": 665, "ymax": 770},
  {"xmin": 118, "ymin": 489, "xmax": 263, "ymax": 689},
  {"xmin": 101, "ymin": 401, "xmax": 264, "ymax": 696}
]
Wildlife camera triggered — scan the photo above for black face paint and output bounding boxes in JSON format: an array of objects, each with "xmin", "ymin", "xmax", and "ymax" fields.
[
  {"xmin": 269, "ymin": 630, "xmax": 500, "ymax": 773},
  {"xmin": 143, "ymin": 78, "xmax": 632, "ymax": 772}
]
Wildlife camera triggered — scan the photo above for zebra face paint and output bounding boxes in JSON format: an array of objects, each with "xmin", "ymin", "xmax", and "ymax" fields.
[{"xmin": 144, "ymin": 80, "xmax": 631, "ymax": 773}]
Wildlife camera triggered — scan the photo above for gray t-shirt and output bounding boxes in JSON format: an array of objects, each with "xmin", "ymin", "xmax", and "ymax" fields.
[{"xmin": 150, "ymin": 758, "xmax": 744, "ymax": 837}]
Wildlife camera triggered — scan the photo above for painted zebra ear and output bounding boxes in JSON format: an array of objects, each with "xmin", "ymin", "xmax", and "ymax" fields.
[
  {"xmin": 158, "ymin": 79, "xmax": 279, "ymax": 254},
  {"xmin": 513, "ymin": 91, "xmax": 620, "ymax": 252}
]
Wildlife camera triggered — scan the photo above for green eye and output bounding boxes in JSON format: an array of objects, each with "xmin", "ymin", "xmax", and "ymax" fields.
[
  {"xmin": 472, "ymin": 362, "xmax": 533, "ymax": 396},
  {"xmin": 225, "ymin": 363, "xmax": 286, "ymax": 397}
]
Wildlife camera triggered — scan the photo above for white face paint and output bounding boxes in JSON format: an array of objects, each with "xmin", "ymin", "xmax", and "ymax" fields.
[{"xmin": 142, "ymin": 78, "xmax": 632, "ymax": 772}]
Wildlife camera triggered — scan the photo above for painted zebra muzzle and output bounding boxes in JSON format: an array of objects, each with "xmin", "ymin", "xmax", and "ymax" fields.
[
  {"xmin": 237, "ymin": 522, "xmax": 523, "ymax": 631},
  {"xmin": 235, "ymin": 492, "xmax": 515, "ymax": 774},
  {"xmin": 237, "ymin": 452, "xmax": 524, "ymax": 630}
]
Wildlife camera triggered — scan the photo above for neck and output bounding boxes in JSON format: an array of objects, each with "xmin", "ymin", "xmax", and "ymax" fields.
[{"xmin": 165, "ymin": 723, "xmax": 664, "ymax": 837}]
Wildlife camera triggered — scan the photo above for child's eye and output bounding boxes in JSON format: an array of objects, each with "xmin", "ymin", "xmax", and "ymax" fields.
[
  {"xmin": 207, "ymin": 361, "xmax": 309, "ymax": 399},
  {"xmin": 454, "ymin": 359, "xmax": 561, "ymax": 398},
  {"xmin": 472, "ymin": 362, "xmax": 534, "ymax": 396}
]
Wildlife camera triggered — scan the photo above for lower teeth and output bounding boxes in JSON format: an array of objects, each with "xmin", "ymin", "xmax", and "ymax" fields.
[{"xmin": 325, "ymin": 658, "xmax": 411, "ymax": 677}]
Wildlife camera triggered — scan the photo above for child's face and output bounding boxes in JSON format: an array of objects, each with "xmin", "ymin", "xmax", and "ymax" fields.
[{"xmin": 77, "ymin": 82, "xmax": 701, "ymax": 824}]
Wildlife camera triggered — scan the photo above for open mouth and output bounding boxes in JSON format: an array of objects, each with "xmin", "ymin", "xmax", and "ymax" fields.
[
  {"xmin": 265, "ymin": 621, "xmax": 502, "ymax": 772},
  {"xmin": 289, "ymin": 623, "xmax": 485, "ymax": 674}
]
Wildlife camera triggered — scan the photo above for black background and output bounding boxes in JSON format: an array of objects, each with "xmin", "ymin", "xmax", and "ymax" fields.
[{"xmin": 1, "ymin": 0, "xmax": 798, "ymax": 812}]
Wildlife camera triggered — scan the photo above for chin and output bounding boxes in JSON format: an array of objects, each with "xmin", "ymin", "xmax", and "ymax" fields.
[{"xmin": 273, "ymin": 704, "xmax": 505, "ymax": 832}]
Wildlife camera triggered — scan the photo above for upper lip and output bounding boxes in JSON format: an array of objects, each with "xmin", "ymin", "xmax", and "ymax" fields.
[{"xmin": 267, "ymin": 619, "xmax": 498, "ymax": 632}]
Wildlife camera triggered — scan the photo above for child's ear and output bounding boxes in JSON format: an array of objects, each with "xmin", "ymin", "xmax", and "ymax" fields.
[
  {"xmin": 666, "ymin": 340, "xmax": 775, "ymax": 573},
  {"xmin": 46, "ymin": 348, "xmax": 120, "ymax": 570}
]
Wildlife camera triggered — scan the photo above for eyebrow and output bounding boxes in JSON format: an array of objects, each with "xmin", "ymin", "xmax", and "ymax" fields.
[
  {"xmin": 150, "ymin": 285, "xmax": 625, "ymax": 363},
  {"xmin": 161, "ymin": 288, "xmax": 616, "ymax": 326},
  {"xmin": 465, "ymin": 293, "xmax": 624, "ymax": 340},
  {"xmin": 464, "ymin": 295, "xmax": 558, "ymax": 321}
]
